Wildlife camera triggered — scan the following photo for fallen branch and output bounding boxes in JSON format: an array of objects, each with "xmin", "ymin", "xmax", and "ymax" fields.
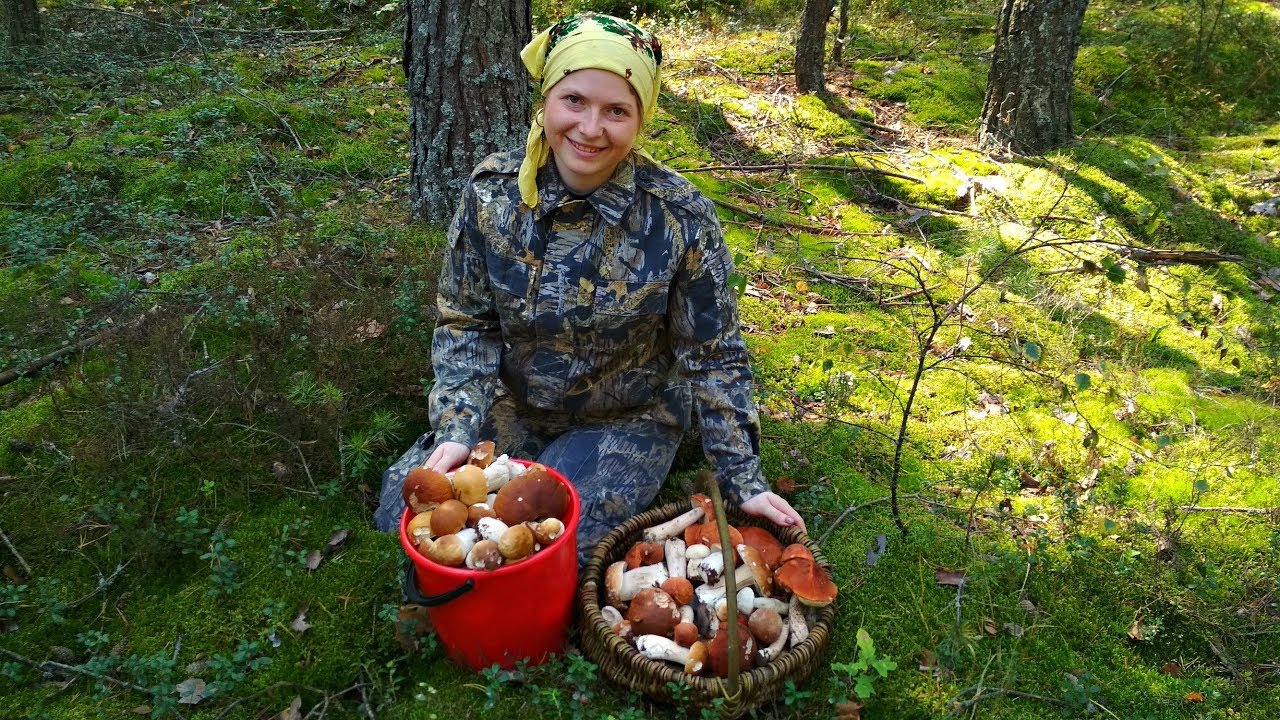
[
  {"xmin": 948, "ymin": 686, "xmax": 1066, "ymax": 714},
  {"xmin": 684, "ymin": 162, "xmax": 923, "ymax": 184},
  {"xmin": 1180, "ymin": 505, "xmax": 1277, "ymax": 516},
  {"xmin": 216, "ymin": 422, "xmax": 318, "ymax": 492},
  {"xmin": 712, "ymin": 197, "xmax": 835, "ymax": 235},
  {"xmin": 1103, "ymin": 244, "xmax": 1242, "ymax": 266},
  {"xmin": 0, "ymin": 647, "xmax": 152, "ymax": 695},
  {"xmin": 0, "ymin": 527, "xmax": 32, "ymax": 577},
  {"xmin": 0, "ymin": 306, "xmax": 159, "ymax": 388}
]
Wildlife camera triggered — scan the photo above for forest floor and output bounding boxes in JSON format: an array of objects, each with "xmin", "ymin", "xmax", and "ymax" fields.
[{"xmin": 1, "ymin": 1, "xmax": 1279, "ymax": 718}]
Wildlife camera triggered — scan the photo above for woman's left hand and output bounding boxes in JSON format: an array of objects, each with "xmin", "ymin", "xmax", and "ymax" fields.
[{"xmin": 739, "ymin": 492, "xmax": 807, "ymax": 535}]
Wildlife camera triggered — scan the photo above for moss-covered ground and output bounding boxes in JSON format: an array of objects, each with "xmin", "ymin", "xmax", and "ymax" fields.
[{"xmin": 2, "ymin": 0, "xmax": 1278, "ymax": 718}]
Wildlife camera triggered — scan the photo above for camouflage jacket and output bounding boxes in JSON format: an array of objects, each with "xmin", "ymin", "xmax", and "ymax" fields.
[{"xmin": 428, "ymin": 149, "xmax": 768, "ymax": 504}]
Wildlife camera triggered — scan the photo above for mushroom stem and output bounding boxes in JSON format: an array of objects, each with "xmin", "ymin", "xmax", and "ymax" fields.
[
  {"xmin": 752, "ymin": 597, "xmax": 789, "ymax": 615},
  {"xmin": 642, "ymin": 507, "xmax": 706, "ymax": 543},
  {"xmin": 664, "ymin": 539, "xmax": 687, "ymax": 580},
  {"xmin": 787, "ymin": 595, "xmax": 810, "ymax": 647},
  {"xmin": 758, "ymin": 624, "xmax": 790, "ymax": 664},
  {"xmin": 605, "ymin": 561, "xmax": 670, "ymax": 608},
  {"xmin": 636, "ymin": 635, "xmax": 707, "ymax": 675}
]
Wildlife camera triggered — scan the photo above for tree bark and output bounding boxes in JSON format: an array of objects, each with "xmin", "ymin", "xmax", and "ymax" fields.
[
  {"xmin": 795, "ymin": 0, "xmax": 834, "ymax": 93},
  {"xmin": 831, "ymin": 0, "xmax": 850, "ymax": 64},
  {"xmin": 2, "ymin": 0, "xmax": 42, "ymax": 48},
  {"xmin": 977, "ymin": 0, "xmax": 1090, "ymax": 155},
  {"xmin": 405, "ymin": 0, "xmax": 531, "ymax": 224}
]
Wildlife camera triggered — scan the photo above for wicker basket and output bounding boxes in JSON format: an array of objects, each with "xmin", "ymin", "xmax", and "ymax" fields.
[{"xmin": 579, "ymin": 498, "xmax": 836, "ymax": 718}]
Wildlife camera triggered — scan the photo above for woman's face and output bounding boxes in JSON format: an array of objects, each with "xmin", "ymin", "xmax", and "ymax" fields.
[{"xmin": 543, "ymin": 69, "xmax": 641, "ymax": 196}]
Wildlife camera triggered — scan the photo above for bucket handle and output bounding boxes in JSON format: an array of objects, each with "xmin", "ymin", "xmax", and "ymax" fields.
[{"xmin": 402, "ymin": 563, "xmax": 476, "ymax": 607}]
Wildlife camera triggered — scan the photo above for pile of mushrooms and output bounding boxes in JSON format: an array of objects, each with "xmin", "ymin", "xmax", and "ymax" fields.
[
  {"xmin": 601, "ymin": 495, "xmax": 837, "ymax": 678},
  {"xmin": 403, "ymin": 441, "xmax": 570, "ymax": 569}
]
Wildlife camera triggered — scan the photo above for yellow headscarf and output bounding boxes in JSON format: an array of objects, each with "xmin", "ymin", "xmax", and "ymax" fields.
[{"xmin": 518, "ymin": 13, "xmax": 663, "ymax": 209}]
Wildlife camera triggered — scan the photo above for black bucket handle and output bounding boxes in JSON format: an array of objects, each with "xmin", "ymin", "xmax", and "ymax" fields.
[{"xmin": 402, "ymin": 563, "xmax": 475, "ymax": 607}]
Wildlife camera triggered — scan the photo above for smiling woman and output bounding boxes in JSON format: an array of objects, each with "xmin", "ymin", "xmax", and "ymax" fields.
[{"xmin": 375, "ymin": 12, "xmax": 806, "ymax": 567}]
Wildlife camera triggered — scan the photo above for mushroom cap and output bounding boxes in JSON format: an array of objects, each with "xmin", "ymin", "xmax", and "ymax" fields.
[
  {"xmin": 747, "ymin": 607, "xmax": 783, "ymax": 645},
  {"xmin": 774, "ymin": 557, "xmax": 838, "ymax": 607},
  {"xmin": 739, "ymin": 526, "xmax": 785, "ymax": 569},
  {"xmin": 625, "ymin": 541, "xmax": 666, "ymax": 569},
  {"xmin": 403, "ymin": 466, "xmax": 454, "ymax": 513},
  {"xmin": 690, "ymin": 493, "xmax": 716, "ymax": 521},
  {"xmin": 605, "ymin": 560, "xmax": 627, "ymax": 608},
  {"xmin": 685, "ymin": 640, "xmax": 709, "ymax": 675},
  {"xmin": 498, "ymin": 523, "xmax": 535, "ymax": 561},
  {"xmin": 688, "ymin": 522, "xmax": 744, "ymax": 550},
  {"xmin": 406, "ymin": 511, "xmax": 434, "ymax": 541},
  {"xmin": 426, "ymin": 534, "xmax": 466, "ymax": 567},
  {"xmin": 661, "ymin": 577, "xmax": 694, "ymax": 606},
  {"xmin": 469, "ymin": 440, "xmax": 496, "ymax": 468},
  {"xmin": 493, "ymin": 465, "xmax": 570, "ymax": 525},
  {"xmin": 429, "ymin": 499, "xmax": 468, "ymax": 537},
  {"xmin": 779, "ymin": 543, "xmax": 815, "ymax": 566},
  {"xmin": 626, "ymin": 588, "xmax": 681, "ymax": 638},
  {"xmin": 451, "ymin": 465, "xmax": 488, "ymax": 506},
  {"xmin": 467, "ymin": 539, "xmax": 504, "ymax": 570},
  {"xmin": 736, "ymin": 544, "xmax": 773, "ymax": 597},
  {"xmin": 530, "ymin": 517, "xmax": 564, "ymax": 546},
  {"xmin": 673, "ymin": 622, "xmax": 699, "ymax": 647},
  {"xmin": 707, "ymin": 616, "xmax": 756, "ymax": 678},
  {"xmin": 467, "ymin": 504, "xmax": 497, "ymax": 528}
]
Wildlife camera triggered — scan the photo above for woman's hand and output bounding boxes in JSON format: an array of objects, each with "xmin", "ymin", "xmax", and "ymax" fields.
[
  {"xmin": 424, "ymin": 441, "xmax": 471, "ymax": 474},
  {"xmin": 739, "ymin": 492, "xmax": 807, "ymax": 535}
]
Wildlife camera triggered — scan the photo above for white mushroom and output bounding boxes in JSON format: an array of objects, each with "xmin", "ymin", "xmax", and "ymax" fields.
[
  {"xmin": 752, "ymin": 597, "xmax": 789, "ymax": 615},
  {"xmin": 758, "ymin": 624, "xmax": 789, "ymax": 664},
  {"xmin": 678, "ymin": 604, "xmax": 694, "ymax": 625},
  {"xmin": 600, "ymin": 605, "xmax": 624, "ymax": 627},
  {"xmin": 736, "ymin": 586, "xmax": 755, "ymax": 615},
  {"xmin": 482, "ymin": 455, "xmax": 525, "ymax": 491},
  {"xmin": 475, "ymin": 516, "xmax": 510, "ymax": 543},
  {"xmin": 641, "ymin": 507, "xmax": 706, "ymax": 543},
  {"xmin": 664, "ymin": 539, "xmax": 687, "ymax": 580},
  {"xmin": 787, "ymin": 595, "xmax": 810, "ymax": 647},
  {"xmin": 635, "ymin": 635, "xmax": 707, "ymax": 674},
  {"xmin": 604, "ymin": 561, "xmax": 669, "ymax": 608},
  {"xmin": 693, "ymin": 552, "xmax": 725, "ymax": 586},
  {"xmin": 685, "ymin": 543, "xmax": 711, "ymax": 561},
  {"xmin": 454, "ymin": 527, "xmax": 478, "ymax": 555}
]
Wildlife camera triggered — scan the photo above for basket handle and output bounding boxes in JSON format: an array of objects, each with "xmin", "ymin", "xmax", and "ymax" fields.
[
  {"xmin": 402, "ymin": 563, "xmax": 476, "ymax": 607},
  {"xmin": 701, "ymin": 471, "xmax": 745, "ymax": 703}
]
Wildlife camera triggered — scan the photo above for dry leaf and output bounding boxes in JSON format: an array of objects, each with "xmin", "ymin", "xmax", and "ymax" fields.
[
  {"xmin": 305, "ymin": 549, "xmax": 323, "ymax": 571},
  {"xmin": 1003, "ymin": 622, "xmax": 1024, "ymax": 637},
  {"xmin": 353, "ymin": 319, "xmax": 386, "ymax": 342},
  {"xmin": 327, "ymin": 529, "xmax": 350, "ymax": 552},
  {"xmin": 1161, "ymin": 662, "xmax": 1184, "ymax": 677},
  {"xmin": 796, "ymin": 280, "xmax": 810, "ymax": 293},
  {"xmin": 982, "ymin": 618, "xmax": 998, "ymax": 636},
  {"xmin": 935, "ymin": 569, "xmax": 967, "ymax": 587},
  {"xmin": 176, "ymin": 677, "xmax": 207, "ymax": 705},
  {"xmin": 1018, "ymin": 470, "xmax": 1041, "ymax": 490},
  {"xmin": 396, "ymin": 605, "xmax": 433, "ymax": 652},
  {"xmin": 291, "ymin": 604, "xmax": 312, "ymax": 634},
  {"xmin": 1185, "ymin": 691, "xmax": 1205, "ymax": 703},
  {"xmin": 130, "ymin": 706, "xmax": 151, "ymax": 715},
  {"xmin": 276, "ymin": 696, "xmax": 303, "ymax": 720},
  {"xmin": 835, "ymin": 701, "xmax": 862, "ymax": 719}
]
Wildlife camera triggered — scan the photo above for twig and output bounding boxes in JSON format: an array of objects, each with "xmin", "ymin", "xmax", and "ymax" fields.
[
  {"xmin": 0, "ymin": 306, "xmax": 159, "ymax": 388},
  {"xmin": 216, "ymin": 422, "xmax": 318, "ymax": 491},
  {"xmin": 0, "ymin": 527, "xmax": 32, "ymax": 577},
  {"xmin": 1179, "ymin": 505, "xmax": 1277, "ymax": 516},
  {"xmin": 683, "ymin": 161, "xmax": 923, "ymax": 184},
  {"xmin": 712, "ymin": 197, "xmax": 835, "ymax": 234},
  {"xmin": 0, "ymin": 647, "xmax": 152, "ymax": 694},
  {"xmin": 65, "ymin": 560, "xmax": 132, "ymax": 610},
  {"xmin": 948, "ymin": 686, "xmax": 1066, "ymax": 713},
  {"xmin": 817, "ymin": 496, "xmax": 892, "ymax": 545},
  {"xmin": 214, "ymin": 680, "xmax": 329, "ymax": 720}
]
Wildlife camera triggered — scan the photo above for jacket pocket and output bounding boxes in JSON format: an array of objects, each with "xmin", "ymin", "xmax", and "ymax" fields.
[{"xmin": 594, "ymin": 278, "xmax": 669, "ymax": 316}]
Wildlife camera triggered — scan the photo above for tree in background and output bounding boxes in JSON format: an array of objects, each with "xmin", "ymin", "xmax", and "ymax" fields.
[
  {"xmin": 978, "ymin": 0, "xmax": 1090, "ymax": 155},
  {"xmin": 795, "ymin": 0, "xmax": 834, "ymax": 93},
  {"xmin": 2, "ymin": 0, "xmax": 42, "ymax": 48},
  {"xmin": 404, "ymin": 0, "xmax": 531, "ymax": 224}
]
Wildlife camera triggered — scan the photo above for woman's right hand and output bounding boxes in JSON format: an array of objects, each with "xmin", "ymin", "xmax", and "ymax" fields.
[{"xmin": 424, "ymin": 441, "xmax": 472, "ymax": 473}]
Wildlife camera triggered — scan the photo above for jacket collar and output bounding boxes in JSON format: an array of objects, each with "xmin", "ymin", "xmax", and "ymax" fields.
[{"xmin": 532, "ymin": 155, "xmax": 637, "ymax": 226}]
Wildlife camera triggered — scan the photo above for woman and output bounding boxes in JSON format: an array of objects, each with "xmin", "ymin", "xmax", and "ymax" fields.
[{"xmin": 376, "ymin": 13, "xmax": 805, "ymax": 564}]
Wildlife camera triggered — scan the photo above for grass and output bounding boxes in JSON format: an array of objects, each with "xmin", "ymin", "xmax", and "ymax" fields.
[{"xmin": 2, "ymin": 0, "xmax": 1280, "ymax": 718}]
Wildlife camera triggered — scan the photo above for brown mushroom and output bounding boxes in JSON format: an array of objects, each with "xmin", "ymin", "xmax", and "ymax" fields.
[
  {"xmin": 429, "ymin": 499, "xmax": 468, "ymax": 537},
  {"xmin": 425, "ymin": 534, "xmax": 467, "ymax": 567},
  {"xmin": 688, "ymin": 522, "xmax": 743, "ymax": 550},
  {"xmin": 778, "ymin": 543, "xmax": 814, "ymax": 566},
  {"xmin": 529, "ymin": 517, "xmax": 565, "ymax": 546},
  {"xmin": 467, "ymin": 504, "xmax": 497, "ymax": 528},
  {"xmin": 402, "ymin": 466, "xmax": 453, "ymax": 513},
  {"xmin": 605, "ymin": 561, "xmax": 670, "ymax": 608},
  {"xmin": 626, "ymin": 588, "xmax": 681, "ymax": 637},
  {"xmin": 661, "ymin": 577, "xmax": 694, "ymax": 606},
  {"xmin": 466, "ymin": 539, "xmax": 504, "ymax": 570},
  {"xmin": 498, "ymin": 523, "xmax": 535, "ymax": 562},
  {"xmin": 707, "ymin": 616, "xmax": 756, "ymax": 678},
  {"xmin": 406, "ymin": 510, "xmax": 434, "ymax": 541},
  {"xmin": 774, "ymin": 557, "xmax": 838, "ymax": 607},
  {"xmin": 625, "ymin": 541, "xmax": 666, "ymax": 569},
  {"xmin": 747, "ymin": 607, "xmax": 783, "ymax": 646},
  {"xmin": 469, "ymin": 440, "xmax": 496, "ymax": 468},
  {"xmin": 493, "ymin": 465, "xmax": 569, "ymax": 525},
  {"xmin": 673, "ymin": 622, "xmax": 699, "ymax": 647},
  {"xmin": 451, "ymin": 465, "xmax": 488, "ymax": 506},
  {"xmin": 736, "ymin": 544, "xmax": 774, "ymax": 597},
  {"xmin": 739, "ymin": 526, "xmax": 785, "ymax": 569}
]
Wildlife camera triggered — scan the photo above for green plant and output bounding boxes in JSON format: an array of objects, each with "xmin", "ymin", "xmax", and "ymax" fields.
[
  {"xmin": 1061, "ymin": 671, "xmax": 1104, "ymax": 715},
  {"xmin": 174, "ymin": 507, "xmax": 210, "ymax": 556},
  {"xmin": 341, "ymin": 409, "xmax": 404, "ymax": 479},
  {"xmin": 268, "ymin": 516, "xmax": 313, "ymax": 576},
  {"xmin": 0, "ymin": 583, "xmax": 26, "ymax": 622},
  {"xmin": 200, "ymin": 529, "xmax": 241, "ymax": 598},
  {"xmin": 830, "ymin": 629, "xmax": 897, "ymax": 701},
  {"xmin": 479, "ymin": 660, "xmax": 527, "ymax": 711},
  {"xmin": 206, "ymin": 639, "xmax": 272, "ymax": 696}
]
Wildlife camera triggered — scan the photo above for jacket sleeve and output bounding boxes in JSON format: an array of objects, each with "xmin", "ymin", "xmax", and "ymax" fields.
[
  {"xmin": 428, "ymin": 182, "xmax": 502, "ymax": 448},
  {"xmin": 669, "ymin": 199, "xmax": 769, "ymax": 505}
]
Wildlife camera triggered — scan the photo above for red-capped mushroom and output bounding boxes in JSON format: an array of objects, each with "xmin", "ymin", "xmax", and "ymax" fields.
[
  {"xmin": 402, "ymin": 466, "xmax": 453, "ymax": 513},
  {"xmin": 774, "ymin": 557, "xmax": 837, "ymax": 607},
  {"xmin": 739, "ymin": 526, "xmax": 785, "ymax": 569},
  {"xmin": 661, "ymin": 577, "xmax": 694, "ymax": 606},
  {"xmin": 493, "ymin": 465, "xmax": 569, "ymax": 525},
  {"xmin": 625, "ymin": 541, "xmax": 665, "ymax": 569},
  {"xmin": 626, "ymin": 588, "xmax": 681, "ymax": 637},
  {"xmin": 707, "ymin": 616, "xmax": 756, "ymax": 678}
]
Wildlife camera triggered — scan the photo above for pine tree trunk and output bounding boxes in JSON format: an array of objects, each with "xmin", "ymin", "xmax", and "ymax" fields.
[
  {"xmin": 795, "ymin": 0, "xmax": 834, "ymax": 93},
  {"xmin": 2, "ymin": 0, "xmax": 42, "ymax": 48},
  {"xmin": 977, "ymin": 0, "xmax": 1090, "ymax": 155},
  {"xmin": 405, "ymin": 0, "xmax": 531, "ymax": 224}
]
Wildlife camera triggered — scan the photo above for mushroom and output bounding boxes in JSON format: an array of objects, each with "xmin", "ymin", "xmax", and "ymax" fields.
[
  {"xmin": 467, "ymin": 503, "xmax": 496, "ymax": 528},
  {"xmin": 684, "ymin": 544, "xmax": 711, "ymax": 561},
  {"xmin": 451, "ymin": 465, "xmax": 488, "ymax": 506},
  {"xmin": 641, "ymin": 506, "xmax": 705, "ymax": 543},
  {"xmin": 466, "ymin": 539, "xmax": 503, "ymax": 570},
  {"xmin": 664, "ymin": 539, "xmax": 687, "ymax": 580},
  {"xmin": 493, "ymin": 465, "xmax": 569, "ymax": 525},
  {"xmin": 613, "ymin": 620, "xmax": 634, "ymax": 641},
  {"xmin": 739, "ymin": 526, "xmax": 785, "ymax": 570},
  {"xmin": 482, "ymin": 455, "xmax": 524, "ymax": 491},
  {"xmin": 424, "ymin": 534, "xmax": 467, "ymax": 567},
  {"xmin": 779, "ymin": 543, "xmax": 814, "ymax": 566},
  {"xmin": 661, "ymin": 577, "xmax": 694, "ymax": 606},
  {"xmin": 757, "ymin": 623, "xmax": 789, "ymax": 664},
  {"xmin": 635, "ymin": 635, "xmax": 707, "ymax": 675},
  {"xmin": 787, "ymin": 596, "xmax": 809, "ymax": 647},
  {"xmin": 678, "ymin": 604, "xmax": 694, "ymax": 625},
  {"xmin": 429, "ymin": 499, "xmax": 468, "ymax": 537},
  {"xmin": 752, "ymin": 597, "xmax": 789, "ymax": 615},
  {"xmin": 469, "ymin": 440, "xmax": 495, "ymax": 468},
  {"xmin": 475, "ymin": 516, "xmax": 510, "ymax": 544},
  {"xmin": 626, "ymin": 588, "xmax": 681, "ymax": 637},
  {"xmin": 625, "ymin": 542, "xmax": 665, "ymax": 569},
  {"xmin": 498, "ymin": 523, "xmax": 535, "ymax": 562},
  {"xmin": 687, "ymin": 523, "xmax": 743, "ymax": 550},
  {"xmin": 529, "ymin": 517, "xmax": 564, "ymax": 546},
  {"xmin": 406, "ymin": 511, "xmax": 434, "ymax": 541},
  {"xmin": 692, "ymin": 551, "xmax": 725, "ymax": 586},
  {"xmin": 673, "ymin": 622, "xmax": 699, "ymax": 647},
  {"xmin": 774, "ymin": 557, "xmax": 838, "ymax": 607},
  {"xmin": 747, "ymin": 608, "xmax": 783, "ymax": 646},
  {"xmin": 713, "ymin": 587, "xmax": 755, "ymax": 621},
  {"xmin": 736, "ymin": 544, "xmax": 774, "ymax": 597},
  {"xmin": 604, "ymin": 560, "xmax": 669, "ymax": 608},
  {"xmin": 600, "ymin": 605, "xmax": 624, "ymax": 627},
  {"xmin": 402, "ymin": 466, "xmax": 453, "ymax": 513},
  {"xmin": 707, "ymin": 617, "xmax": 755, "ymax": 678}
]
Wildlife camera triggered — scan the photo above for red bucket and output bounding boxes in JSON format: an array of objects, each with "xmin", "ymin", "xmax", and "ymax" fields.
[{"xmin": 399, "ymin": 460, "xmax": 580, "ymax": 670}]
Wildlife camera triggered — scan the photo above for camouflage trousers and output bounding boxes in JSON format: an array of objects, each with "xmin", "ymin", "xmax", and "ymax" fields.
[{"xmin": 375, "ymin": 388, "xmax": 690, "ymax": 567}]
